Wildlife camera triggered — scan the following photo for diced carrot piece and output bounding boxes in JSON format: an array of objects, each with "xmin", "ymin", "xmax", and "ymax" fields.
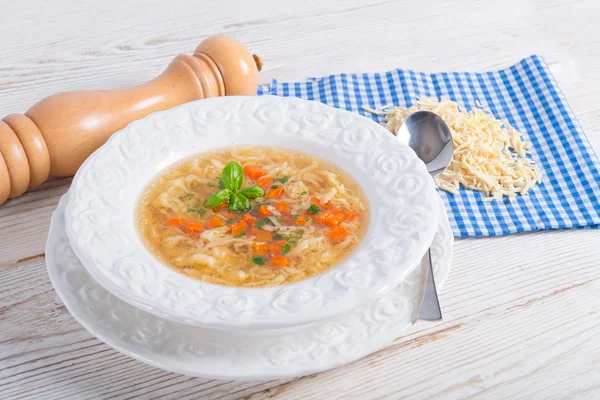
[
  {"xmin": 327, "ymin": 227, "xmax": 348, "ymax": 242},
  {"xmin": 320, "ymin": 209, "xmax": 346, "ymax": 227},
  {"xmin": 185, "ymin": 220, "xmax": 204, "ymax": 236},
  {"xmin": 258, "ymin": 205, "xmax": 272, "ymax": 217},
  {"xmin": 270, "ymin": 256, "xmax": 290, "ymax": 267},
  {"xmin": 257, "ymin": 177, "xmax": 273, "ymax": 190},
  {"xmin": 316, "ymin": 211, "xmax": 329, "ymax": 225},
  {"xmin": 345, "ymin": 211, "xmax": 359, "ymax": 221},
  {"xmin": 276, "ymin": 201, "xmax": 290, "ymax": 213},
  {"xmin": 231, "ymin": 221, "xmax": 248, "ymax": 236},
  {"xmin": 268, "ymin": 241, "xmax": 286, "ymax": 256},
  {"xmin": 242, "ymin": 214, "xmax": 257, "ymax": 225},
  {"xmin": 311, "ymin": 196, "xmax": 327, "ymax": 208},
  {"xmin": 243, "ymin": 165, "xmax": 267, "ymax": 181},
  {"xmin": 254, "ymin": 230, "xmax": 272, "ymax": 242},
  {"xmin": 267, "ymin": 186, "xmax": 285, "ymax": 199},
  {"xmin": 294, "ymin": 216, "xmax": 307, "ymax": 225},
  {"xmin": 253, "ymin": 242, "xmax": 268, "ymax": 255},
  {"xmin": 214, "ymin": 202, "xmax": 228, "ymax": 212},
  {"xmin": 206, "ymin": 216, "xmax": 225, "ymax": 229},
  {"xmin": 167, "ymin": 218, "xmax": 184, "ymax": 227}
]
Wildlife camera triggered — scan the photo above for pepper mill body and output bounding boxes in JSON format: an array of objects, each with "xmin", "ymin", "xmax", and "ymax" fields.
[{"xmin": 0, "ymin": 35, "xmax": 261, "ymax": 205}]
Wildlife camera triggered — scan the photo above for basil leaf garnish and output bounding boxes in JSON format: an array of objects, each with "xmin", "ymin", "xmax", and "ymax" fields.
[
  {"xmin": 203, "ymin": 189, "xmax": 230, "ymax": 208},
  {"xmin": 221, "ymin": 161, "xmax": 244, "ymax": 192},
  {"xmin": 239, "ymin": 185, "xmax": 265, "ymax": 199},
  {"xmin": 228, "ymin": 193, "xmax": 251, "ymax": 213}
]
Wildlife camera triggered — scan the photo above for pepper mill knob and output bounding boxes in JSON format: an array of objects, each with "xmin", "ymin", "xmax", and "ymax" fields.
[{"xmin": 0, "ymin": 34, "xmax": 261, "ymax": 205}]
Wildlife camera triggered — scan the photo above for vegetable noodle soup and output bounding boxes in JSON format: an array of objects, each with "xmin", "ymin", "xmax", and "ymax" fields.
[{"xmin": 137, "ymin": 146, "xmax": 369, "ymax": 288}]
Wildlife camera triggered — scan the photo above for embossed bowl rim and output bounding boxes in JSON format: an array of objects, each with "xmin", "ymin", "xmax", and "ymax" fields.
[{"xmin": 64, "ymin": 95, "xmax": 439, "ymax": 329}]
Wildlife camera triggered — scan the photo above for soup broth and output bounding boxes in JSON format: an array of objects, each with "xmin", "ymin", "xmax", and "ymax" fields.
[{"xmin": 137, "ymin": 146, "xmax": 369, "ymax": 288}]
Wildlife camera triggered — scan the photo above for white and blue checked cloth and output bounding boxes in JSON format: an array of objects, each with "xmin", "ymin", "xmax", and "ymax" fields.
[{"xmin": 257, "ymin": 55, "xmax": 600, "ymax": 237}]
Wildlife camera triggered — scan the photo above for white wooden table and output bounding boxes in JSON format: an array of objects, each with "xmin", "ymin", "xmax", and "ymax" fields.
[{"xmin": 2, "ymin": 1, "xmax": 600, "ymax": 398}]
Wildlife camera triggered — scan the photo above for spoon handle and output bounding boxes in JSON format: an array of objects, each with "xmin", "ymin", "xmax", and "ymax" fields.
[{"xmin": 417, "ymin": 249, "xmax": 442, "ymax": 320}]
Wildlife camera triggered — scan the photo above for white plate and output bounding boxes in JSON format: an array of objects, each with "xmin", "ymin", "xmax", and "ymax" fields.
[
  {"xmin": 47, "ymin": 193, "xmax": 452, "ymax": 380},
  {"xmin": 64, "ymin": 95, "xmax": 439, "ymax": 329}
]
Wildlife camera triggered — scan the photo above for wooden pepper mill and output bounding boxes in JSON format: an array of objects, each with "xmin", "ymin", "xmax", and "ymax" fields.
[{"xmin": 0, "ymin": 35, "xmax": 262, "ymax": 205}]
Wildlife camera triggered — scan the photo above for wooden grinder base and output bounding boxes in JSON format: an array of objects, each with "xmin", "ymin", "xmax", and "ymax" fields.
[{"xmin": 0, "ymin": 35, "xmax": 262, "ymax": 205}]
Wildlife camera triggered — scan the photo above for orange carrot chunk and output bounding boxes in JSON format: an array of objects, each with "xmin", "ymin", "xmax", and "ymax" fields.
[
  {"xmin": 345, "ymin": 211, "xmax": 359, "ymax": 221},
  {"xmin": 242, "ymin": 214, "xmax": 257, "ymax": 225},
  {"xmin": 243, "ymin": 165, "xmax": 267, "ymax": 181},
  {"xmin": 267, "ymin": 186, "xmax": 285, "ymax": 199},
  {"xmin": 185, "ymin": 220, "xmax": 204, "ymax": 236},
  {"xmin": 258, "ymin": 205, "xmax": 272, "ymax": 217},
  {"xmin": 270, "ymin": 256, "xmax": 290, "ymax": 267},
  {"xmin": 231, "ymin": 221, "xmax": 248, "ymax": 236},
  {"xmin": 167, "ymin": 218, "xmax": 184, "ymax": 227},
  {"xmin": 276, "ymin": 201, "xmax": 290, "ymax": 213},
  {"xmin": 214, "ymin": 202, "xmax": 228, "ymax": 212},
  {"xmin": 321, "ymin": 209, "xmax": 346, "ymax": 227},
  {"xmin": 293, "ymin": 210, "xmax": 307, "ymax": 225},
  {"xmin": 206, "ymin": 216, "xmax": 226, "ymax": 229},
  {"xmin": 252, "ymin": 242, "xmax": 268, "ymax": 255},
  {"xmin": 257, "ymin": 177, "xmax": 273, "ymax": 190},
  {"xmin": 294, "ymin": 216, "xmax": 307, "ymax": 225},
  {"xmin": 268, "ymin": 241, "xmax": 286, "ymax": 256},
  {"xmin": 327, "ymin": 227, "xmax": 348, "ymax": 242},
  {"xmin": 254, "ymin": 230, "xmax": 272, "ymax": 242}
]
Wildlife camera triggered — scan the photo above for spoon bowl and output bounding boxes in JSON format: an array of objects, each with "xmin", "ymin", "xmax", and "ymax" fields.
[{"xmin": 396, "ymin": 111, "xmax": 454, "ymax": 177}]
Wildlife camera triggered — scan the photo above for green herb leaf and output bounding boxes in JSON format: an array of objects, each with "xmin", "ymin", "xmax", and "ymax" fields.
[
  {"xmin": 300, "ymin": 191, "xmax": 308, "ymax": 196},
  {"xmin": 271, "ymin": 185, "xmax": 279, "ymax": 189},
  {"xmin": 274, "ymin": 230, "xmax": 304, "ymax": 241},
  {"xmin": 181, "ymin": 192, "xmax": 195, "ymax": 200},
  {"xmin": 234, "ymin": 230, "xmax": 247, "ymax": 238},
  {"xmin": 275, "ymin": 176, "xmax": 290, "ymax": 184},
  {"xmin": 221, "ymin": 161, "xmax": 244, "ymax": 192},
  {"xmin": 307, "ymin": 204, "xmax": 321, "ymax": 214},
  {"xmin": 228, "ymin": 193, "xmax": 251, "ymax": 213},
  {"xmin": 207, "ymin": 183, "xmax": 216, "ymax": 187},
  {"xmin": 187, "ymin": 208, "xmax": 208, "ymax": 216},
  {"xmin": 226, "ymin": 218, "xmax": 235, "ymax": 224},
  {"xmin": 256, "ymin": 218, "xmax": 272, "ymax": 230},
  {"xmin": 252, "ymin": 256, "xmax": 266, "ymax": 265},
  {"xmin": 282, "ymin": 243, "xmax": 291, "ymax": 254},
  {"xmin": 203, "ymin": 189, "xmax": 231, "ymax": 208},
  {"xmin": 239, "ymin": 185, "xmax": 265, "ymax": 199},
  {"xmin": 258, "ymin": 202, "xmax": 271, "ymax": 206}
]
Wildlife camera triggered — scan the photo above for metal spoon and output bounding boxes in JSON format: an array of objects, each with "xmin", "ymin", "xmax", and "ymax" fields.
[{"xmin": 396, "ymin": 111, "xmax": 453, "ymax": 321}]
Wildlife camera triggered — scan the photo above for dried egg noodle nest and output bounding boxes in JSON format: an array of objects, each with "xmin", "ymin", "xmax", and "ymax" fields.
[{"xmin": 364, "ymin": 97, "xmax": 542, "ymax": 201}]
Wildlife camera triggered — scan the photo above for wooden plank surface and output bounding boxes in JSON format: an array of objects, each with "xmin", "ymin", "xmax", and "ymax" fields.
[{"xmin": 1, "ymin": 0, "xmax": 599, "ymax": 398}]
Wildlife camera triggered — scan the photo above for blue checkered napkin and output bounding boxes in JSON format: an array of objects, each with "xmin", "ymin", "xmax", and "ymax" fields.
[{"xmin": 257, "ymin": 56, "xmax": 600, "ymax": 237}]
